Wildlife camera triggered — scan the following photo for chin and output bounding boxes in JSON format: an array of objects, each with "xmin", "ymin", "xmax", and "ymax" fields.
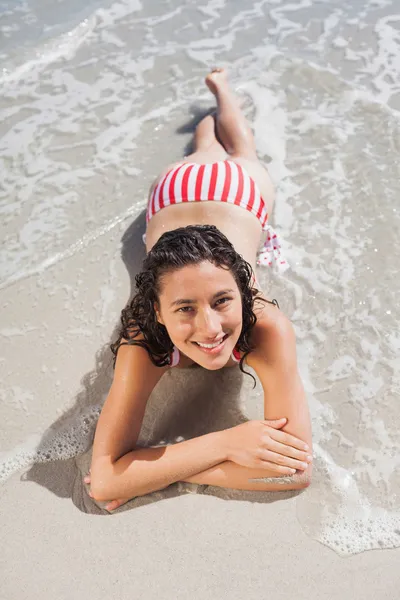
[
  {"xmin": 191, "ymin": 345, "xmax": 235, "ymax": 370},
  {"xmin": 200, "ymin": 359, "xmax": 226, "ymax": 371}
]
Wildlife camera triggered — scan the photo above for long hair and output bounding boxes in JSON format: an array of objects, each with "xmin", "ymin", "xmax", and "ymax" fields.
[{"xmin": 111, "ymin": 225, "xmax": 278, "ymax": 380}]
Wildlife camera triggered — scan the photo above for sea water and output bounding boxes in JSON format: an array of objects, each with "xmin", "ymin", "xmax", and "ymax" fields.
[{"xmin": 0, "ymin": 0, "xmax": 399, "ymax": 556}]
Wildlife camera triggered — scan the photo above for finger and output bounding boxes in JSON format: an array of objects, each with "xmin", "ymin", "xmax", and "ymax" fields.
[
  {"xmin": 263, "ymin": 418, "xmax": 287, "ymax": 429},
  {"xmin": 258, "ymin": 461, "xmax": 297, "ymax": 475},
  {"xmin": 105, "ymin": 499, "xmax": 127, "ymax": 511},
  {"xmin": 260, "ymin": 449, "xmax": 309, "ymax": 471},
  {"xmin": 269, "ymin": 429, "xmax": 309, "ymax": 451},
  {"xmin": 266, "ymin": 439, "xmax": 312, "ymax": 463}
]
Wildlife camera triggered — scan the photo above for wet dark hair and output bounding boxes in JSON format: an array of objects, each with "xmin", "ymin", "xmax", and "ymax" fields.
[{"xmin": 111, "ymin": 225, "xmax": 279, "ymax": 381}]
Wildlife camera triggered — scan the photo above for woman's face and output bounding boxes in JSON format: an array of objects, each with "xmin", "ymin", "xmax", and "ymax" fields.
[{"xmin": 156, "ymin": 261, "xmax": 243, "ymax": 370}]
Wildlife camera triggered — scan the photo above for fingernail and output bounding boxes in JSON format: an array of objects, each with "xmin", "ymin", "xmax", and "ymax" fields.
[
  {"xmin": 301, "ymin": 462, "xmax": 308, "ymax": 469},
  {"xmin": 289, "ymin": 468, "xmax": 296, "ymax": 474},
  {"xmin": 304, "ymin": 445, "xmax": 309, "ymax": 451},
  {"xmin": 307, "ymin": 455, "xmax": 313, "ymax": 462}
]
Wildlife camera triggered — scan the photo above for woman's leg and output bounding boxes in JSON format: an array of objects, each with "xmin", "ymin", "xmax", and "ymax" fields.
[
  {"xmin": 205, "ymin": 69, "xmax": 257, "ymax": 158},
  {"xmin": 206, "ymin": 68, "xmax": 275, "ymax": 216},
  {"xmin": 148, "ymin": 114, "xmax": 227, "ymax": 193},
  {"xmin": 191, "ymin": 113, "xmax": 227, "ymax": 159}
]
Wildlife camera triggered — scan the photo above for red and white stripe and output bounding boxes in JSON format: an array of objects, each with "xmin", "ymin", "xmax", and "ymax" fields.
[{"xmin": 146, "ymin": 160, "xmax": 269, "ymax": 229}]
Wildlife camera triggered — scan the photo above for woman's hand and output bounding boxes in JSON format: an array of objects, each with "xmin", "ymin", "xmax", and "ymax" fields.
[
  {"xmin": 83, "ymin": 470, "xmax": 130, "ymax": 512},
  {"xmin": 224, "ymin": 418, "xmax": 312, "ymax": 475}
]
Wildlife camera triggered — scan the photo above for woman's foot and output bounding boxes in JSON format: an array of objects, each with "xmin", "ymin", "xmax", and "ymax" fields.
[
  {"xmin": 205, "ymin": 67, "xmax": 229, "ymax": 97},
  {"xmin": 204, "ymin": 68, "xmax": 257, "ymax": 158}
]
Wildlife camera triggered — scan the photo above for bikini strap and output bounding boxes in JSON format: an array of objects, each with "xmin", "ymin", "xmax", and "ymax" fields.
[
  {"xmin": 169, "ymin": 346, "xmax": 180, "ymax": 367},
  {"xmin": 231, "ymin": 347, "xmax": 241, "ymax": 363}
]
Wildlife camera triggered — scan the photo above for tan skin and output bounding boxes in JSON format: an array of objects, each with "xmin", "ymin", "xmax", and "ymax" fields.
[{"xmin": 84, "ymin": 69, "xmax": 313, "ymax": 511}]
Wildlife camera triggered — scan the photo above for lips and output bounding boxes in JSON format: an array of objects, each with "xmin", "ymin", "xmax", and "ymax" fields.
[{"xmin": 192, "ymin": 334, "xmax": 229, "ymax": 355}]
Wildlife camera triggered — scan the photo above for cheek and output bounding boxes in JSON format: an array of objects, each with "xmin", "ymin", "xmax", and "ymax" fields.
[
  {"xmin": 231, "ymin": 302, "xmax": 243, "ymax": 326},
  {"xmin": 220, "ymin": 307, "xmax": 242, "ymax": 334},
  {"xmin": 164, "ymin": 318, "xmax": 192, "ymax": 341},
  {"xmin": 234, "ymin": 315, "xmax": 243, "ymax": 331}
]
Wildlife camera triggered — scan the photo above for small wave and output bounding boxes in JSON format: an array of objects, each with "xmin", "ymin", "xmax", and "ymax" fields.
[
  {"xmin": 0, "ymin": 404, "xmax": 101, "ymax": 483},
  {"xmin": 0, "ymin": 0, "xmax": 143, "ymax": 87},
  {"xmin": 0, "ymin": 16, "xmax": 97, "ymax": 86},
  {"xmin": 0, "ymin": 204, "xmax": 142, "ymax": 292}
]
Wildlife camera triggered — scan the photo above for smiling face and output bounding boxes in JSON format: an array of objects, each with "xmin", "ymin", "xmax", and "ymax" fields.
[{"xmin": 155, "ymin": 261, "xmax": 243, "ymax": 370}]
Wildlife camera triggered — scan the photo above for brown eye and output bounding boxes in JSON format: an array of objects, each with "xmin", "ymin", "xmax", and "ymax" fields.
[
  {"xmin": 177, "ymin": 306, "xmax": 194, "ymax": 313},
  {"xmin": 215, "ymin": 297, "xmax": 231, "ymax": 307}
]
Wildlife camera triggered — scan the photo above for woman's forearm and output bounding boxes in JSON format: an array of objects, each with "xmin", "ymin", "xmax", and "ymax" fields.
[
  {"xmin": 90, "ymin": 430, "xmax": 228, "ymax": 501},
  {"xmin": 182, "ymin": 460, "xmax": 312, "ymax": 491}
]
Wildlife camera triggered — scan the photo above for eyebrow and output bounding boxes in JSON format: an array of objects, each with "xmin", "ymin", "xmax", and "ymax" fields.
[{"xmin": 170, "ymin": 289, "xmax": 235, "ymax": 308}]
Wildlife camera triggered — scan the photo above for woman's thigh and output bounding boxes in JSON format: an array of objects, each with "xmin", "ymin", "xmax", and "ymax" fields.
[{"xmin": 230, "ymin": 156, "xmax": 275, "ymax": 217}]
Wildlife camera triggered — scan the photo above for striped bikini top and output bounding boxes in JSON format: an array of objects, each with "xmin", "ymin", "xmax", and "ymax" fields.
[{"xmin": 169, "ymin": 345, "xmax": 241, "ymax": 367}]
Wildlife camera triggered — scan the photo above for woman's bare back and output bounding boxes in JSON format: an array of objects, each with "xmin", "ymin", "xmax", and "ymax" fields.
[{"xmin": 145, "ymin": 198, "xmax": 264, "ymax": 270}]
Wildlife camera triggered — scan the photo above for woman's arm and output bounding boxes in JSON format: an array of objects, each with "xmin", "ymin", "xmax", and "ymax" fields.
[
  {"xmin": 181, "ymin": 309, "xmax": 313, "ymax": 491},
  {"xmin": 90, "ymin": 343, "xmax": 229, "ymax": 501},
  {"xmin": 248, "ymin": 309, "xmax": 313, "ymax": 456},
  {"xmin": 91, "ymin": 309, "xmax": 312, "ymax": 501}
]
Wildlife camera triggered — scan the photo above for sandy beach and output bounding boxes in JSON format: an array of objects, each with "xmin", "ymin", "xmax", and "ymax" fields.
[
  {"xmin": 1, "ymin": 469, "xmax": 398, "ymax": 599},
  {"xmin": 1, "ymin": 0, "xmax": 399, "ymax": 596}
]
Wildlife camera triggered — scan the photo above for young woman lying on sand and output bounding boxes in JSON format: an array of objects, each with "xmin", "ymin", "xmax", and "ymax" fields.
[{"xmin": 84, "ymin": 68, "xmax": 313, "ymax": 511}]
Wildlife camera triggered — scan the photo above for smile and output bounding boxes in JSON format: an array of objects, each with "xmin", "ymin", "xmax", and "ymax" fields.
[{"xmin": 193, "ymin": 334, "xmax": 229, "ymax": 353}]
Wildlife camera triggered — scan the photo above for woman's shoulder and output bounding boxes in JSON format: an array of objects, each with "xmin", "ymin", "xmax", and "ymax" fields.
[
  {"xmin": 224, "ymin": 297, "xmax": 293, "ymax": 367},
  {"xmin": 118, "ymin": 336, "xmax": 197, "ymax": 370},
  {"xmin": 250, "ymin": 297, "xmax": 294, "ymax": 353},
  {"xmin": 110, "ymin": 337, "xmax": 168, "ymax": 401},
  {"xmin": 114, "ymin": 335, "xmax": 169, "ymax": 373}
]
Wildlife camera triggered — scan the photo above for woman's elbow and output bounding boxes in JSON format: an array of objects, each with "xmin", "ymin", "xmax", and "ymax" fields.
[
  {"xmin": 90, "ymin": 463, "xmax": 115, "ymax": 502},
  {"xmin": 294, "ymin": 463, "xmax": 313, "ymax": 489},
  {"xmin": 90, "ymin": 480, "xmax": 111, "ymax": 503}
]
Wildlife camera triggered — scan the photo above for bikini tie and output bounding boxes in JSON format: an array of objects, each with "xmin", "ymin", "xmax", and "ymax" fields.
[{"xmin": 257, "ymin": 225, "xmax": 290, "ymax": 274}]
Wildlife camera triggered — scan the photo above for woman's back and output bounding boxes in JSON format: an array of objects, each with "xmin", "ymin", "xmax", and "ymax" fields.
[{"xmin": 145, "ymin": 197, "xmax": 263, "ymax": 270}]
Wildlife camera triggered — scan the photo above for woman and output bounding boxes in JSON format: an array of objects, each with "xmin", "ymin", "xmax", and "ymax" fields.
[{"xmin": 84, "ymin": 69, "xmax": 313, "ymax": 511}]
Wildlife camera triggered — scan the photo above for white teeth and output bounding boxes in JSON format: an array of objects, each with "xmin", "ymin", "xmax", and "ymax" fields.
[{"xmin": 196, "ymin": 337, "xmax": 225, "ymax": 349}]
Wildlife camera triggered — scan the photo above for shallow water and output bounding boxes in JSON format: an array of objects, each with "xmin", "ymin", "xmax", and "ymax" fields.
[{"xmin": 0, "ymin": 0, "xmax": 399, "ymax": 556}]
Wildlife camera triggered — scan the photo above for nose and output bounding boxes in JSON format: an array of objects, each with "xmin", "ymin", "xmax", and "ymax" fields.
[{"xmin": 195, "ymin": 307, "xmax": 222, "ymax": 340}]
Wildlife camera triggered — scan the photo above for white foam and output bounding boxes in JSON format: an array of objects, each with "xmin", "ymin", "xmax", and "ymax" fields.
[
  {"xmin": 0, "ymin": 17, "xmax": 97, "ymax": 85},
  {"xmin": 0, "ymin": 204, "xmax": 141, "ymax": 291},
  {"xmin": 0, "ymin": 405, "xmax": 102, "ymax": 483}
]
